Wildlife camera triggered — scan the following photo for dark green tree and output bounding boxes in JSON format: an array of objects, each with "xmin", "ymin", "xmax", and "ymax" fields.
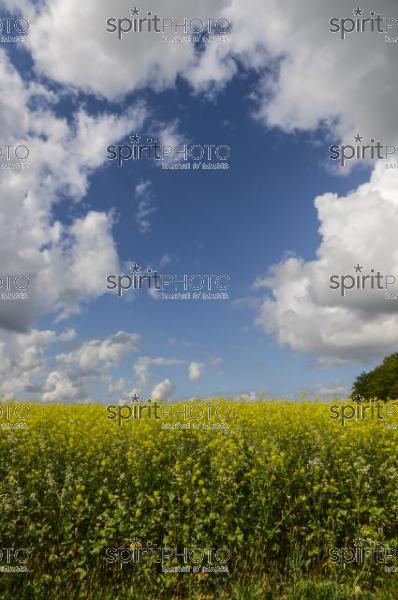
[{"xmin": 352, "ymin": 353, "xmax": 398, "ymax": 400}]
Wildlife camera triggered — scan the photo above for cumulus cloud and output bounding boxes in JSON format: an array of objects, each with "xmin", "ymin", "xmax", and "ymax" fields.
[
  {"xmin": 107, "ymin": 377, "xmax": 128, "ymax": 399},
  {"xmin": 4, "ymin": 0, "xmax": 398, "ymax": 150},
  {"xmin": 187, "ymin": 0, "xmax": 398, "ymax": 150},
  {"xmin": 42, "ymin": 370, "xmax": 82, "ymax": 403},
  {"xmin": 151, "ymin": 378, "xmax": 175, "ymax": 402},
  {"xmin": 18, "ymin": 0, "xmax": 397, "ymax": 152},
  {"xmin": 3, "ymin": 0, "xmax": 398, "ymax": 395},
  {"xmin": 133, "ymin": 356, "xmax": 217, "ymax": 389},
  {"xmin": 0, "ymin": 328, "xmax": 140, "ymax": 402},
  {"xmin": 17, "ymin": 0, "xmax": 229, "ymax": 99},
  {"xmin": 188, "ymin": 361, "xmax": 204, "ymax": 381},
  {"xmin": 0, "ymin": 329, "xmax": 74, "ymax": 399},
  {"xmin": 0, "ymin": 50, "xmax": 147, "ymax": 332},
  {"xmin": 256, "ymin": 163, "xmax": 398, "ymax": 364},
  {"xmin": 134, "ymin": 356, "xmax": 185, "ymax": 387},
  {"xmin": 56, "ymin": 331, "xmax": 141, "ymax": 371},
  {"xmin": 249, "ymin": 0, "xmax": 398, "ymax": 147}
]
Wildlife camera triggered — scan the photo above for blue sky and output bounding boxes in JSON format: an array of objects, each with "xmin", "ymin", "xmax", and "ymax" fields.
[
  {"xmin": 38, "ymin": 72, "xmax": 369, "ymax": 400},
  {"xmin": 1, "ymin": 0, "xmax": 397, "ymax": 403}
]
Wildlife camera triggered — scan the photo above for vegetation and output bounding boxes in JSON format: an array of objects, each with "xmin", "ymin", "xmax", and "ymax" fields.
[
  {"xmin": 353, "ymin": 353, "xmax": 398, "ymax": 400},
  {"xmin": 0, "ymin": 399, "xmax": 397, "ymax": 599}
]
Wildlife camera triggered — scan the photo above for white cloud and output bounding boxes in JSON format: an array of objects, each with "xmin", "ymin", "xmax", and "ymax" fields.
[
  {"xmin": 159, "ymin": 254, "xmax": 173, "ymax": 268},
  {"xmin": 134, "ymin": 356, "xmax": 185, "ymax": 387},
  {"xmin": 250, "ymin": 0, "xmax": 398, "ymax": 147},
  {"xmin": 208, "ymin": 356, "xmax": 223, "ymax": 366},
  {"xmin": 57, "ymin": 329, "xmax": 76, "ymax": 342},
  {"xmin": 108, "ymin": 377, "xmax": 127, "ymax": 396},
  {"xmin": 42, "ymin": 370, "xmax": 82, "ymax": 403},
  {"xmin": 0, "ymin": 328, "xmax": 71, "ymax": 399},
  {"xmin": 0, "ymin": 328, "xmax": 140, "ymax": 402},
  {"xmin": 119, "ymin": 387, "xmax": 141, "ymax": 405},
  {"xmin": 151, "ymin": 378, "xmax": 175, "ymax": 401},
  {"xmin": 147, "ymin": 286, "xmax": 161, "ymax": 301},
  {"xmin": 56, "ymin": 331, "xmax": 141, "ymax": 371},
  {"xmin": 0, "ymin": 50, "xmax": 147, "ymax": 332},
  {"xmin": 256, "ymin": 163, "xmax": 398, "ymax": 364},
  {"xmin": 21, "ymin": 0, "xmax": 228, "ymax": 99},
  {"xmin": 188, "ymin": 361, "xmax": 204, "ymax": 381},
  {"xmin": 5, "ymin": 0, "xmax": 398, "ymax": 155},
  {"xmin": 135, "ymin": 180, "xmax": 156, "ymax": 234},
  {"xmin": 314, "ymin": 384, "xmax": 351, "ymax": 398},
  {"xmin": 186, "ymin": 0, "xmax": 398, "ymax": 150},
  {"xmin": 3, "ymin": 0, "xmax": 398, "ymax": 396}
]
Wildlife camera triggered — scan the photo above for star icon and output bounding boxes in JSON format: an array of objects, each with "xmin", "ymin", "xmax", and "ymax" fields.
[
  {"xmin": 130, "ymin": 7, "xmax": 140, "ymax": 16},
  {"xmin": 354, "ymin": 264, "xmax": 363, "ymax": 273},
  {"xmin": 353, "ymin": 394, "xmax": 363, "ymax": 404},
  {"xmin": 354, "ymin": 134, "xmax": 363, "ymax": 143},
  {"xmin": 130, "ymin": 263, "xmax": 141, "ymax": 274},
  {"xmin": 130, "ymin": 393, "xmax": 140, "ymax": 402},
  {"xmin": 353, "ymin": 6, "xmax": 364, "ymax": 16},
  {"xmin": 130, "ymin": 134, "xmax": 141, "ymax": 145}
]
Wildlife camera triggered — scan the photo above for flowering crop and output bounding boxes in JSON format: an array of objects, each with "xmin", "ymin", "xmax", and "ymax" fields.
[{"xmin": 0, "ymin": 399, "xmax": 397, "ymax": 599}]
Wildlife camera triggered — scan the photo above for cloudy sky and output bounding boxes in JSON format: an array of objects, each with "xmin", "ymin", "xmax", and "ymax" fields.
[{"xmin": 1, "ymin": 0, "xmax": 398, "ymax": 403}]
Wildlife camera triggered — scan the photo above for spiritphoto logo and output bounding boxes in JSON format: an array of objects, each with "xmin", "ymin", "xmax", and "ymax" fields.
[
  {"xmin": 106, "ymin": 264, "xmax": 231, "ymax": 301},
  {"xmin": 0, "ymin": 16, "xmax": 29, "ymax": 44},
  {"xmin": 0, "ymin": 548, "xmax": 32, "ymax": 573},
  {"xmin": 104, "ymin": 538, "xmax": 230, "ymax": 573},
  {"xmin": 329, "ymin": 264, "xmax": 398, "ymax": 299},
  {"xmin": 329, "ymin": 6, "xmax": 398, "ymax": 41},
  {"xmin": 329, "ymin": 398, "xmax": 398, "ymax": 427},
  {"xmin": 106, "ymin": 7, "xmax": 231, "ymax": 41},
  {"xmin": 0, "ymin": 273, "xmax": 30, "ymax": 300},
  {"xmin": 329, "ymin": 135, "xmax": 396, "ymax": 167},
  {"xmin": 107, "ymin": 135, "xmax": 230, "ymax": 171},
  {"xmin": 106, "ymin": 396, "xmax": 234, "ymax": 429},
  {"xmin": 0, "ymin": 144, "xmax": 30, "ymax": 170},
  {"xmin": 0, "ymin": 402, "xmax": 30, "ymax": 431},
  {"xmin": 329, "ymin": 538, "xmax": 397, "ymax": 570}
]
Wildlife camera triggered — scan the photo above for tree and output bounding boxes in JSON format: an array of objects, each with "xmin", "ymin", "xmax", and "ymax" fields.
[{"xmin": 352, "ymin": 353, "xmax": 398, "ymax": 400}]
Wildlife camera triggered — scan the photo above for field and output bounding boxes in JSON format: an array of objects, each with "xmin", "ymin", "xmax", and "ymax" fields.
[{"xmin": 0, "ymin": 399, "xmax": 397, "ymax": 599}]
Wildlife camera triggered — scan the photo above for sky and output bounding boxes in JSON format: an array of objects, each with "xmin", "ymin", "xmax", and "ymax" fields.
[{"xmin": 1, "ymin": 0, "xmax": 398, "ymax": 403}]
